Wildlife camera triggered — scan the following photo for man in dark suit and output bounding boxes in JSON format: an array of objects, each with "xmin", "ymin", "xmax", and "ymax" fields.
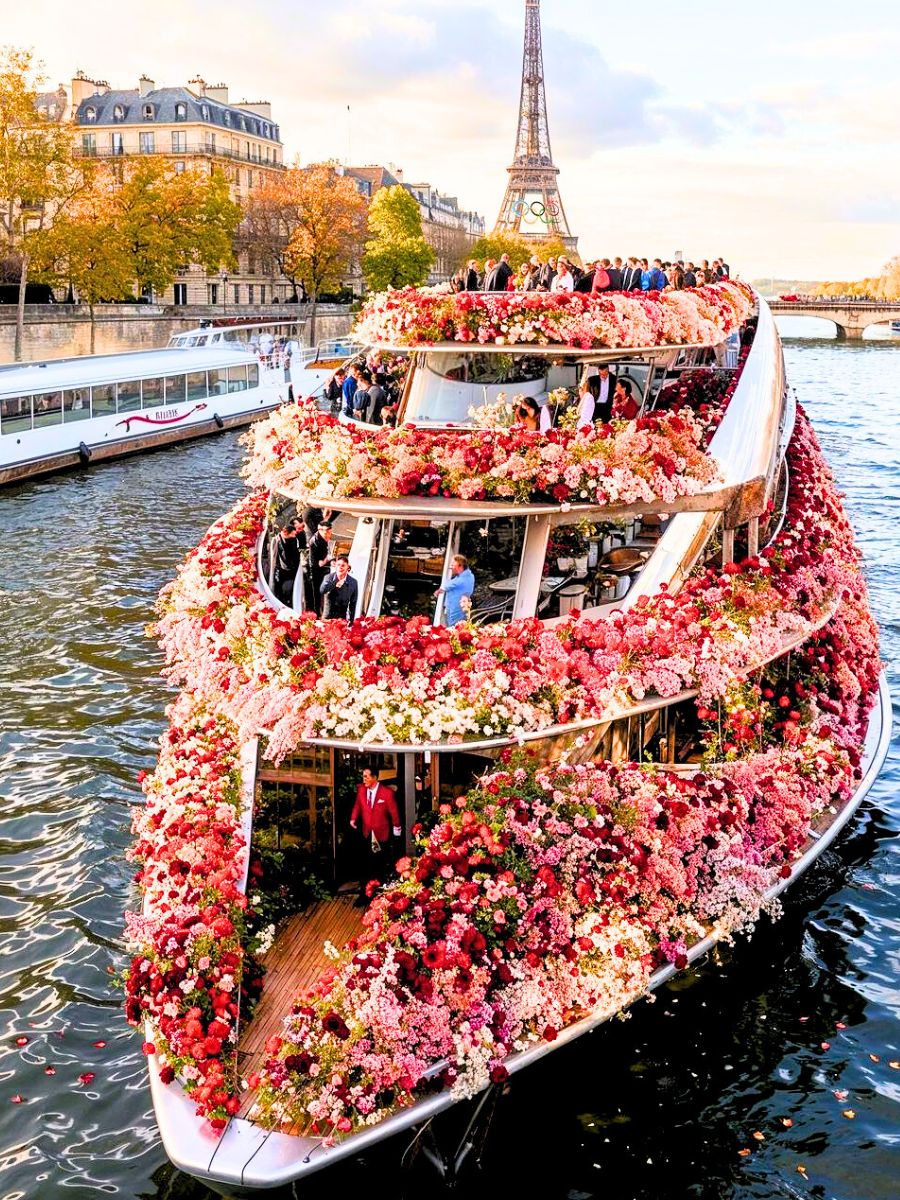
[
  {"xmin": 622, "ymin": 258, "xmax": 641, "ymax": 290},
  {"xmin": 608, "ymin": 258, "xmax": 624, "ymax": 291},
  {"xmin": 539, "ymin": 256, "xmax": 557, "ymax": 290},
  {"xmin": 307, "ymin": 521, "xmax": 333, "ymax": 613},
  {"xmin": 486, "ymin": 253, "xmax": 513, "ymax": 291},
  {"xmin": 320, "ymin": 555, "xmax": 358, "ymax": 621},
  {"xmin": 273, "ymin": 522, "xmax": 301, "ymax": 606},
  {"xmin": 350, "ymin": 767, "xmax": 402, "ymax": 899},
  {"xmin": 592, "ymin": 363, "xmax": 617, "ymax": 423},
  {"xmin": 464, "ymin": 259, "xmax": 480, "ymax": 290}
]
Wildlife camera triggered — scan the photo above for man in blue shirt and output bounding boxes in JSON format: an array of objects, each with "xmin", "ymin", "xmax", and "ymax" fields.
[
  {"xmin": 341, "ymin": 365, "xmax": 359, "ymax": 417},
  {"xmin": 437, "ymin": 554, "xmax": 475, "ymax": 626}
]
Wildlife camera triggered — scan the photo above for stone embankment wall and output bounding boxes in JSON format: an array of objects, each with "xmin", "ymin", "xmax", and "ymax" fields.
[{"xmin": 0, "ymin": 304, "xmax": 353, "ymax": 364}]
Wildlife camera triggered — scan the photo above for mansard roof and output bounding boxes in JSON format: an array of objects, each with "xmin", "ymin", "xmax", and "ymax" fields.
[{"xmin": 74, "ymin": 87, "xmax": 281, "ymax": 142}]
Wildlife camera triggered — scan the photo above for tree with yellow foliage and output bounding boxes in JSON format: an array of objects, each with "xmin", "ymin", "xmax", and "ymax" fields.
[
  {"xmin": 0, "ymin": 46, "xmax": 80, "ymax": 359},
  {"xmin": 281, "ymin": 164, "xmax": 367, "ymax": 343}
]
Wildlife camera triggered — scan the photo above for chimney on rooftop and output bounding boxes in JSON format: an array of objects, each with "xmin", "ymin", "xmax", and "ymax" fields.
[
  {"xmin": 138, "ymin": 75, "xmax": 155, "ymax": 98},
  {"xmin": 71, "ymin": 73, "xmax": 108, "ymax": 106},
  {"xmin": 188, "ymin": 76, "xmax": 207, "ymax": 97},
  {"xmin": 206, "ymin": 83, "xmax": 229, "ymax": 104}
]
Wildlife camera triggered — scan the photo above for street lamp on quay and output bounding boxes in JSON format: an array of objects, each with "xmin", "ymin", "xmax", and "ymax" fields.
[{"xmin": 221, "ymin": 272, "xmax": 228, "ymax": 318}]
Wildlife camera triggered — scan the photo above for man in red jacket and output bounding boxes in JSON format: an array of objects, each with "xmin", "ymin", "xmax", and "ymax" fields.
[{"xmin": 350, "ymin": 768, "xmax": 402, "ymax": 901}]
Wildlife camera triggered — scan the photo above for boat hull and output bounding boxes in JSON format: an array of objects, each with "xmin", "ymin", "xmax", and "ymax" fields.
[
  {"xmin": 0, "ymin": 393, "xmax": 285, "ymax": 486},
  {"xmin": 146, "ymin": 670, "xmax": 892, "ymax": 1190}
]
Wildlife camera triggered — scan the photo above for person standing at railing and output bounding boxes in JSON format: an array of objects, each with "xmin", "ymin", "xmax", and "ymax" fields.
[{"xmin": 436, "ymin": 555, "xmax": 475, "ymax": 626}]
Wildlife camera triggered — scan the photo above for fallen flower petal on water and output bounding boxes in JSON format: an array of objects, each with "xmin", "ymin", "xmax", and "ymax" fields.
[
  {"xmin": 44, "ymin": 1067, "xmax": 55, "ymax": 1076},
  {"xmin": 11, "ymin": 1095, "xmax": 24, "ymax": 1104},
  {"xmin": 738, "ymin": 1148, "xmax": 751, "ymax": 1157},
  {"xmin": 833, "ymin": 1089, "xmax": 849, "ymax": 1101},
  {"xmin": 820, "ymin": 1042, "xmax": 831, "ymax": 1050},
  {"xmin": 868, "ymin": 1054, "xmax": 880, "ymax": 1063},
  {"xmin": 92, "ymin": 1040, "xmax": 107, "ymax": 1049},
  {"xmin": 77, "ymin": 1072, "xmax": 95, "ymax": 1086},
  {"xmin": 14, "ymin": 1037, "xmax": 28, "ymax": 1046},
  {"xmin": 752, "ymin": 1131, "xmax": 765, "ymax": 1141},
  {"xmin": 842, "ymin": 1109, "xmax": 856, "ymax": 1119},
  {"xmin": 781, "ymin": 1117, "xmax": 794, "ymax": 1128}
]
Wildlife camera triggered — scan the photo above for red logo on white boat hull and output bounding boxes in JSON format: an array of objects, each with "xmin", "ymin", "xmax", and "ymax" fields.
[{"xmin": 116, "ymin": 403, "xmax": 208, "ymax": 433}]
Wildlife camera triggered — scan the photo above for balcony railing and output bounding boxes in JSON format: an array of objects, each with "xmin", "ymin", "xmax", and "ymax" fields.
[{"xmin": 74, "ymin": 142, "xmax": 285, "ymax": 169}]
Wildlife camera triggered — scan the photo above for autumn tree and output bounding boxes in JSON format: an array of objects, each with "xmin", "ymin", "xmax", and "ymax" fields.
[
  {"xmin": 0, "ymin": 46, "xmax": 80, "ymax": 358},
  {"xmin": 239, "ymin": 176, "xmax": 301, "ymax": 299},
  {"xmin": 31, "ymin": 168, "xmax": 133, "ymax": 353},
  {"xmin": 362, "ymin": 184, "xmax": 434, "ymax": 292},
  {"xmin": 282, "ymin": 163, "xmax": 367, "ymax": 343},
  {"xmin": 116, "ymin": 160, "xmax": 240, "ymax": 299}
]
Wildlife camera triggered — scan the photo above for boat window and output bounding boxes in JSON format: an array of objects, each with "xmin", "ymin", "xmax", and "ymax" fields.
[
  {"xmin": 207, "ymin": 368, "xmax": 227, "ymax": 396},
  {"xmin": 92, "ymin": 384, "xmax": 116, "ymax": 417},
  {"xmin": 248, "ymin": 363, "xmax": 259, "ymax": 388},
  {"xmin": 404, "ymin": 351, "xmax": 550, "ymax": 426},
  {"xmin": 165, "ymin": 375, "xmax": 186, "ymax": 404},
  {"xmin": 63, "ymin": 389, "xmax": 90, "ymax": 422},
  {"xmin": 226, "ymin": 364, "xmax": 248, "ymax": 392},
  {"xmin": 32, "ymin": 390, "xmax": 63, "ymax": 428},
  {"xmin": 0, "ymin": 395, "xmax": 32, "ymax": 434},
  {"xmin": 381, "ymin": 520, "xmax": 450, "ymax": 619},
  {"xmin": 141, "ymin": 378, "xmax": 163, "ymax": 408},
  {"xmin": 186, "ymin": 371, "xmax": 207, "ymax": 401},
  {"xmin": 116, "ymin": 380, "xmax": 142, "ymax": 413}
]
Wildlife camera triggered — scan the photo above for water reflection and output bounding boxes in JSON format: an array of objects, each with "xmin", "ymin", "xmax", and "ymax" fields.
[{"xmin": 0, "ymin": 337, "xmax": 897, "ymax": 1199}]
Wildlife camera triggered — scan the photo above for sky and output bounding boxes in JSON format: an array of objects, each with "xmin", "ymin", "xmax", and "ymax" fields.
[{"xmin": 6, "ymin": 0, "xmax": 900, "ymax": 280}]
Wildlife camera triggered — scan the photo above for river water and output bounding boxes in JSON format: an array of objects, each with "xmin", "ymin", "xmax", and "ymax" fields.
[{"xmin": 0, "ymin": 321, "xmax": 897, "ymax": 1200}]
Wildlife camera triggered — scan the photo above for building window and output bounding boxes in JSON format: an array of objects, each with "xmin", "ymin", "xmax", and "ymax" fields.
[
  {"xmin": 85, "ymin": 106, "xmax": 96, "ymax": 123},
  {"xmin": 171, "ymin": 130, "xmax": 186, "ymax": 153},
  {"xmin": 239, "ymin": 116, "xmax": 246, "ymax": 130},
  {"xmin": 142, "ymin": 103, "xmax": 154, "ymax": 120},
  {"xmin": 173, "ymin": 283, "xmax": 188, "ymax": 305},
  {"xmin": 111, "ymin": 132, "xmax": 124, "ymax": 156},
  {"xmin": 248, "ymin": 285, "xmax": 255, "ymax": 304},
  {"xmin": 209, "ymin": 132, "xmax": 216, "ymax": 151},
  {"xmin": 208, "ymin": 282, "xmax": 218, "ymax": 305},
  {"xmin": 139, "ymin": 131, "xmax": 155, "ymax": 153},
  {"xmin": 260, "ymin": 285, "xmax": 266, "ymax": 304},
  {"xmin": 81, "ymin": 133, "xmax": 96, "ymax": 156},
  {"xmin": 223, "ymin": 110, "xmax": 231, "ymax": 126},
  {"xmin": 174, "ymin": 102, "xmax": 187, "ymax": 121},
  {"xmin": 201, "ymin": 103, "xmax": 210, "ymax": 121},
  {"xmin": 113, "ymin": 104, "xmax": 125, "ymax": 121},
  {"xmin": 246, "ymin": 170, "xmax": 252, "ymax": 190}
]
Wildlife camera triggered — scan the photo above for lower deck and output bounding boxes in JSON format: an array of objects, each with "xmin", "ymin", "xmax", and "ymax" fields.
[{"xmin": 236, "ymin": 895, "xmax": 364, "ymax": 1120}]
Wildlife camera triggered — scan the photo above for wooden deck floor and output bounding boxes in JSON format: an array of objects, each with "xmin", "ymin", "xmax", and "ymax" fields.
[{"xmin": 236, "ymin": 895, "xmax": 364, "ymax": 1118}]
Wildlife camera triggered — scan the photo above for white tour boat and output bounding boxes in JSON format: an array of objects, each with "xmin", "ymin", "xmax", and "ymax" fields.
[{"xmin": 0, "ymin": 320, "xmax": 356, "ymax": 486}]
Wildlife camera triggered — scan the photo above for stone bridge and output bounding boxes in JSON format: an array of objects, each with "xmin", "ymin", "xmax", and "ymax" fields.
[{"xmin": 767, "ymin": 298, "xmax": 900, "ymax": 339}]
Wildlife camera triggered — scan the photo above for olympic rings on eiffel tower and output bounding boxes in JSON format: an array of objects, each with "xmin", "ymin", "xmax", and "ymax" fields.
[{"xmin": 511, "ymin": 198, "xmax": 554, "ymax": 225}]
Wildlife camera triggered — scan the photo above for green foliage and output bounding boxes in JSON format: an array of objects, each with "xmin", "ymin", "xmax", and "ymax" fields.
[{"xmin": 362, "ymin": 184, "xmax": 434, "ymax": 291}]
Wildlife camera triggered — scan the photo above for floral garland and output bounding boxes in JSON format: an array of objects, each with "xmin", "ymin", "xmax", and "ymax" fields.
[
  {"xmin": 123, "ymin": 692, "xmax": 261, "ymax": 1129},
  {"xmin": 155, "ymin": 412, "xmax": 861, "ymax": 758},
  {"xmin": 242, "ymin": 397, "xmax": 720, "ymax": 507},
  {"xmin": 355, "ymin": 281, "xmax": 755, "ymax": 349}
]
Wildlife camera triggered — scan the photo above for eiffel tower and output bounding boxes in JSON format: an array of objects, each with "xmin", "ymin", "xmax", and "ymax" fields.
[{"xmin": 494, "ymin": 0, "xmax": 577, "ymax": 252}]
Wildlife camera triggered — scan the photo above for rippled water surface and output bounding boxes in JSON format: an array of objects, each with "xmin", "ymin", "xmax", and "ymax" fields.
[{"xmin": 0, "ymin": 329, "xmax": 897, "ymax": 1200}]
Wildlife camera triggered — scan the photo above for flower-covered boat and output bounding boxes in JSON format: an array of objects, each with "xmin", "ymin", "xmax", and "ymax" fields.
[{"xmin": 125, "ymin": 283, "xmax": 890, "ymax": 1190}]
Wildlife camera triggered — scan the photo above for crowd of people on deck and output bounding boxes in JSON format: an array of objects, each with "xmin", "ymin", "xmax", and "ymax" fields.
[
  {"xmin": 452, "ymin": 253, "xmax": 731, "ymax": 294},
  {"xmin": 322, "ymin": 348, "xmax": 407, "ymax": 427}
]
